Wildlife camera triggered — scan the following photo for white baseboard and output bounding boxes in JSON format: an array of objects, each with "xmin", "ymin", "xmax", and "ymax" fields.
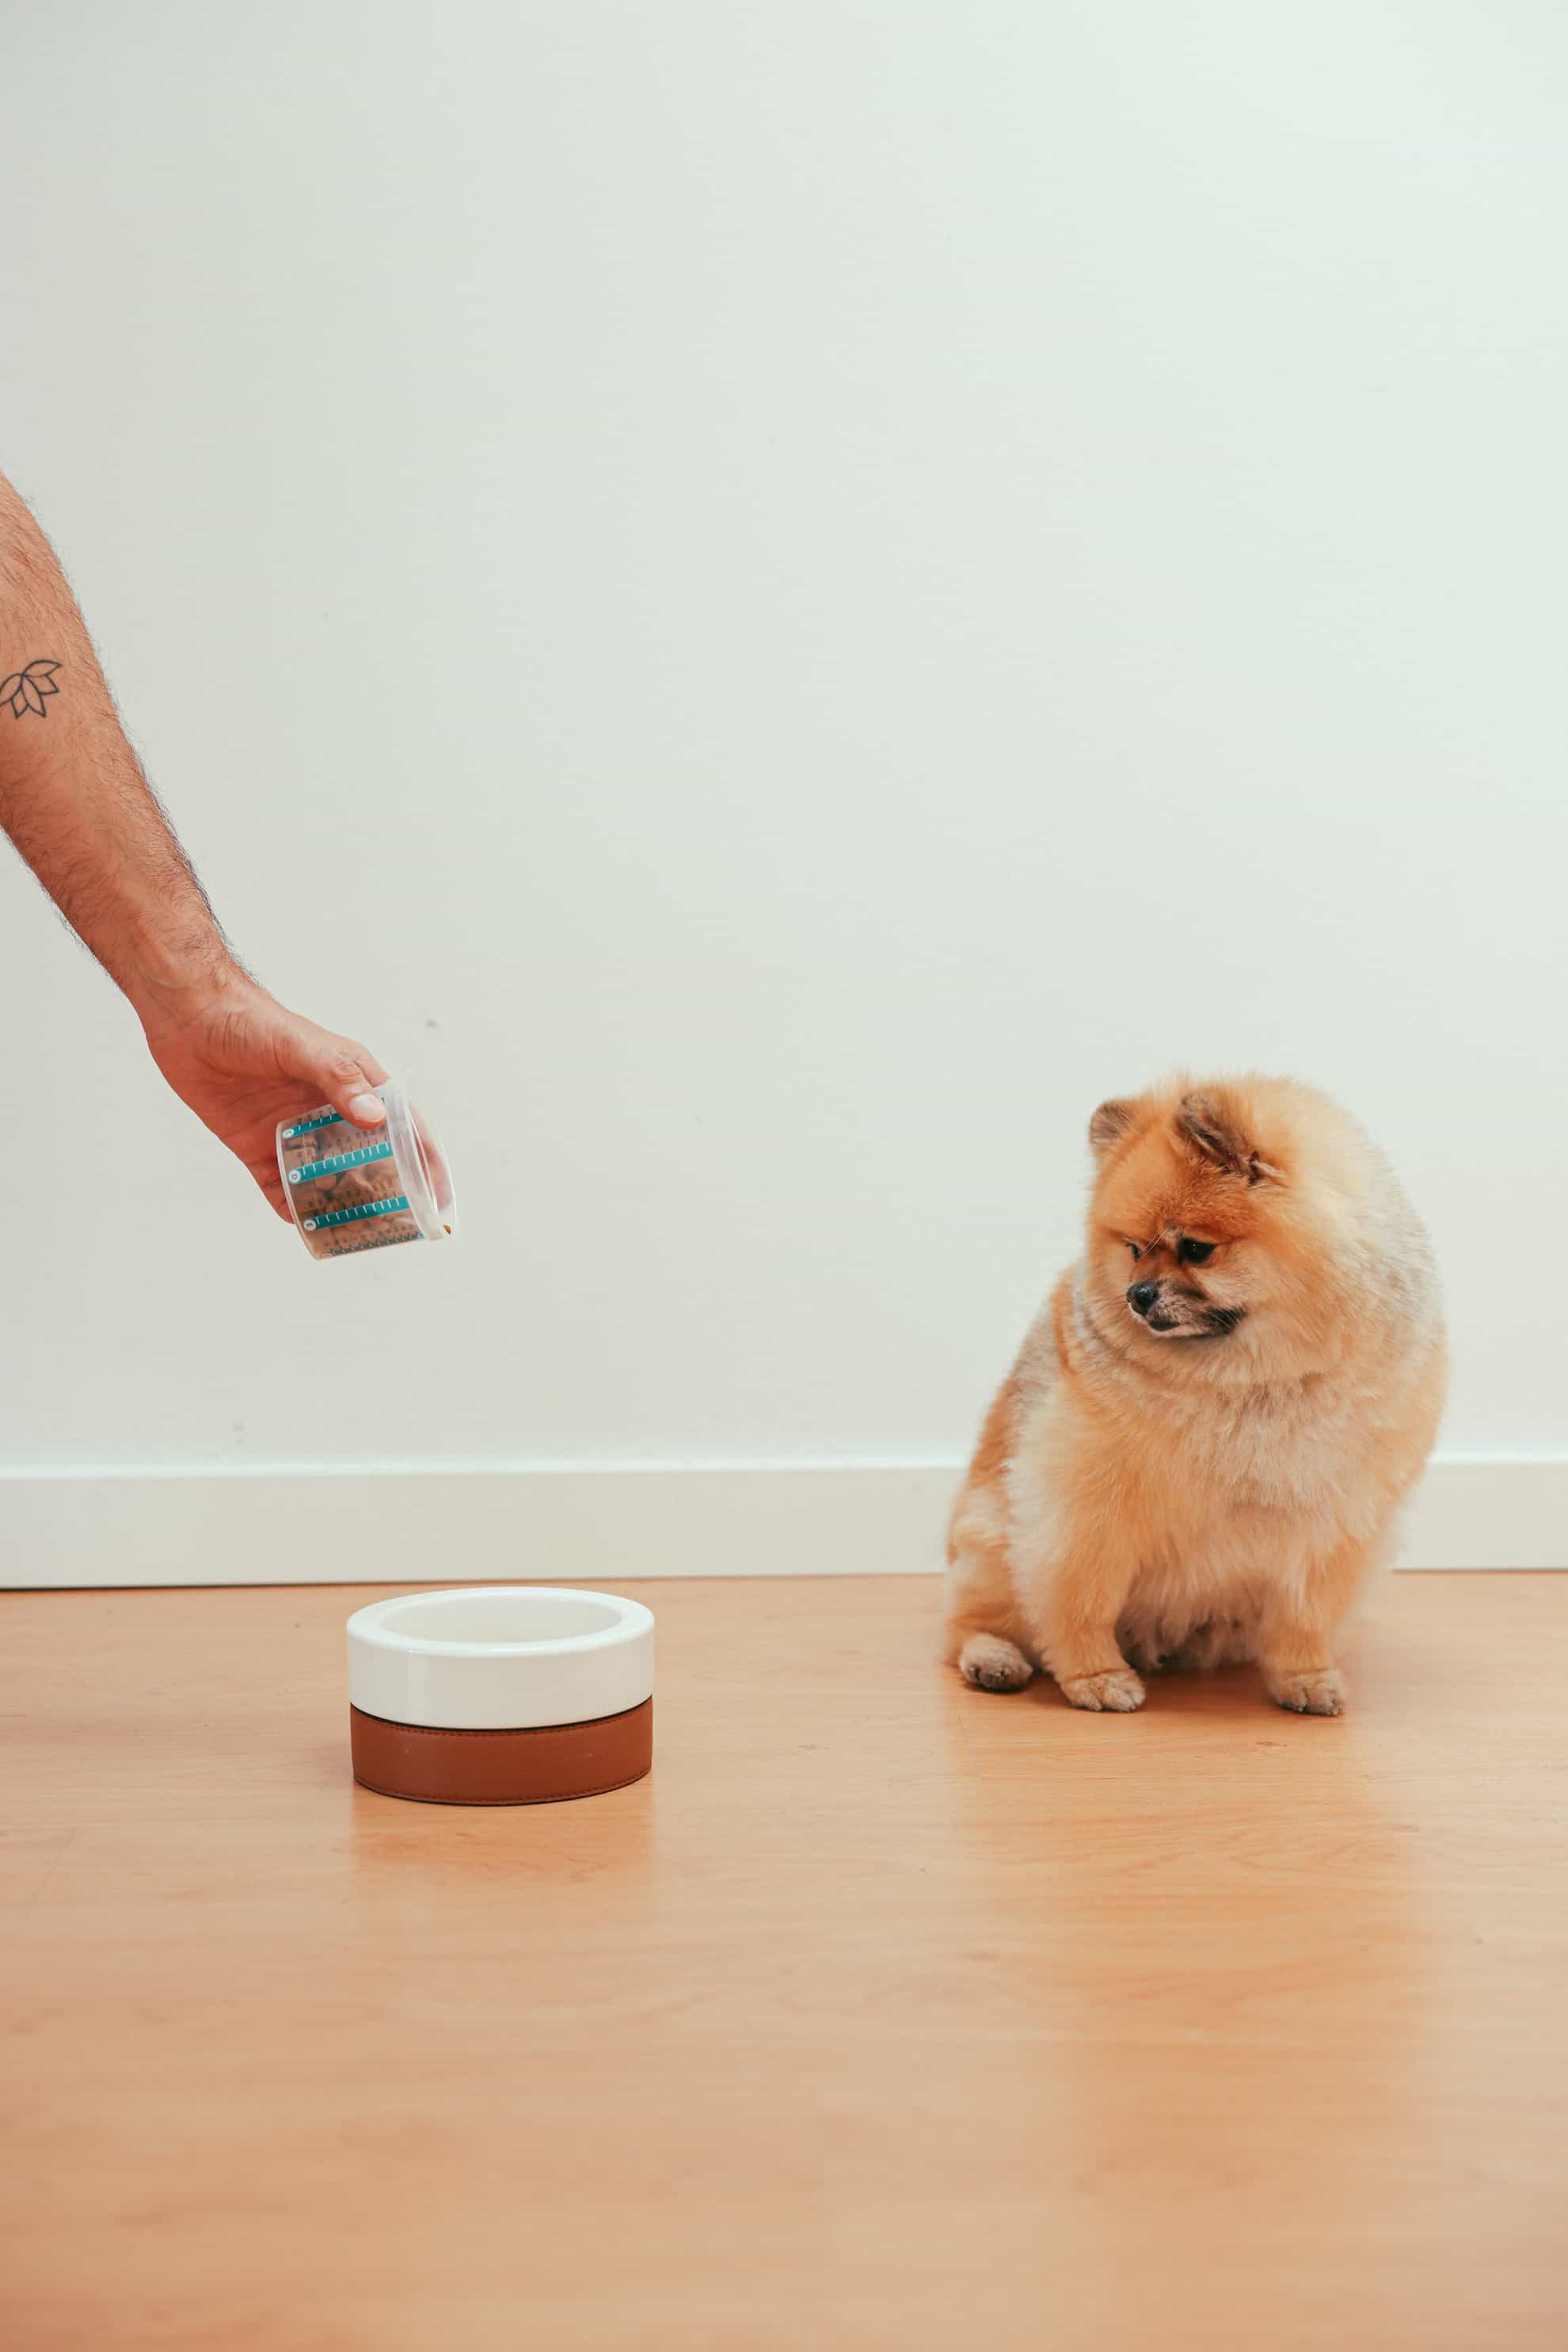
[{"xmin": 0, "ymin": 1455, "xmax": 1562, "ymax": 1588}]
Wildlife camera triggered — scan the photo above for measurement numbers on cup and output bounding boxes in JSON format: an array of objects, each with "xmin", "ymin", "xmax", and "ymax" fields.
[
  {"xmin": 302, "ymin": 1193, "xmax": 417, "ymax": 1234},
  {"xmin": 286, "ymin": 1140, "xmax": 395, "ymax": 1186},
  {"xmin": 280, "ymin": 1109, "xmax": 348, "ymax": 1140}
]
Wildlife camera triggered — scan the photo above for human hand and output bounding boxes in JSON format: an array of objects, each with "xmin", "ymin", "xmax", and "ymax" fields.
[{"xmin": 141, "ymin": 977, "xmax": 390, "ymax": 1218}]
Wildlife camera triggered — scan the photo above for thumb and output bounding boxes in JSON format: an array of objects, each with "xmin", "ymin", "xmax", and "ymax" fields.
[{"xmin": 306, "ymin": 1037, "xmax": 390, "ymax": 1128}]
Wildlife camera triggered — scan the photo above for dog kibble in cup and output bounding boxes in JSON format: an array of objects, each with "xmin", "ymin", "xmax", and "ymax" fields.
[{"xmin": 276, "ymin": 1082, "xmax": 456, "ymax": 1262}]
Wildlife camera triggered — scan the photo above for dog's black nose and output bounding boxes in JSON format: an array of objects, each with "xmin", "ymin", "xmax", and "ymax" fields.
[{"xmin": 1127, "ymin": 1281, "xmax": 1159, "ymax": 1316}]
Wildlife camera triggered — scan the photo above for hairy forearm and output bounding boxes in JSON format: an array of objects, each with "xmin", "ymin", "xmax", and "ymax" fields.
[
  {"xmin": 0, "ymin": 468, "xmax": 239, "ymax": 1019},
  {"xmin": 0, "ymin": 469, "xmax": 391, "ymax": 1216}
]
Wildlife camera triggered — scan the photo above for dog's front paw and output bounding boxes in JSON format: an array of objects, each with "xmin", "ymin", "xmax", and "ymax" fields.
[
  {"xmin": 1267, "ymin": 1666, "xmax": 1346, "ymax": 1717},
  {"xmin": 958, "ymin": 1634, "xmax": 1034, "ymax": 1693},
  {"xmin": 1058, "ymin": 1667, "xmax": 1145, "ymax": 1714}
]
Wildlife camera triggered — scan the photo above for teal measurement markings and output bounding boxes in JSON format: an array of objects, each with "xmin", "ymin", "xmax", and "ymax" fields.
[
  {"xmin": 280, "ymin": 1109, "xmax": 344, "ymax": 1140},
  {"xmin": 301, "ymin": 1193, "xmax": 412, "ymax": 1232},
  {"xmin": 286, "ymin": 1140, "xmax": 394, "ymax": 1186}
]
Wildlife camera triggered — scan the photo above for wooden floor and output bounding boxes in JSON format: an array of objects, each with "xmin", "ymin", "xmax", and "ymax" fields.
[{"xmin": 2, "ymin": 1574, "xmax": 1565, "ymax": 2351}]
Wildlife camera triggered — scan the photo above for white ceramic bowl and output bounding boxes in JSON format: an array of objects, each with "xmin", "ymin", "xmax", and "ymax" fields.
[{"xmin": 347, "ymin": 1586, "xmax": 655, "ymax": 1730}]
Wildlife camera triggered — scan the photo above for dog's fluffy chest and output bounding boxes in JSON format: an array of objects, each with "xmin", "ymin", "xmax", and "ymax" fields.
[{"xmin": 1182, "ymin": 1380, "xmax": 1350, "ymax": 1508}]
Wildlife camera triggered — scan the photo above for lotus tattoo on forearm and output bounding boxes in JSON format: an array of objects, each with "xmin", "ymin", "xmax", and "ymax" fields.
[{"xmin": 2, "ymin": 658, "xmax": 63, "ymax": 717}]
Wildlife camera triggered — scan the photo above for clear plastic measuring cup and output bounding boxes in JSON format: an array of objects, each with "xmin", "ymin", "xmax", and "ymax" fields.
[{"xmin": 276, "ymin": 1081, "xmax": 456, "ymax": 1262}]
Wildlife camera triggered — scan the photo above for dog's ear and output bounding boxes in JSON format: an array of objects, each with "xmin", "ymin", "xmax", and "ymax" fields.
[
  {"xmin": 1088, "ymin": 1098, "xmax": 1140, "ymax": 1159},
  {"xmin": 1175, "ymin": 1089, "xmax": 1282, "ymax": 1185}
]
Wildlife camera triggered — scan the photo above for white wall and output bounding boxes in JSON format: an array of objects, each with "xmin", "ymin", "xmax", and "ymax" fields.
[{"xmin": 1, "ymin": 5, "xmax": 1563, "ymax": 1574}]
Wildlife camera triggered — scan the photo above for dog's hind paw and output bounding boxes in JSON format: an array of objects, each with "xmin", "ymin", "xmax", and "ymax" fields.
[{"xmin": 1266, "ymin": 1666, "xmax": 1346, "ymax": 1717}]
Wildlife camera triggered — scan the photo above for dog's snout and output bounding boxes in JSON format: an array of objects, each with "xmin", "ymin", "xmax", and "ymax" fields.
[{"xmin": 1127, "ymin": 1281, "xmax": 1159, "ymax": 1316}]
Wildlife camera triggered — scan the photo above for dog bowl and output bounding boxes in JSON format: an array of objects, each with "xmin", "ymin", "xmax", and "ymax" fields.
[{"xmin": 346, "ymin": 1586, "xmax": 654, "ymax": 1805}]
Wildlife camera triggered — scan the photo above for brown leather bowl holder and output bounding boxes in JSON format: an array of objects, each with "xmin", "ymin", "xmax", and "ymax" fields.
[{"xmin": 350, "ymin": 1698, "xmax": 653, "ymax": 1806}]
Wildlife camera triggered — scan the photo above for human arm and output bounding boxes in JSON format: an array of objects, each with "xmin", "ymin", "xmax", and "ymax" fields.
[{"xmin": 0, "ymin": 466, "xmax": 388, "ymax": 1216}]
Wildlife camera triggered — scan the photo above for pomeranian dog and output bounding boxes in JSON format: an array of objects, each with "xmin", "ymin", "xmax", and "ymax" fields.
[{"xmin": 943, "ymin": 1075, "xmax": 1446, "ymax": 1715}]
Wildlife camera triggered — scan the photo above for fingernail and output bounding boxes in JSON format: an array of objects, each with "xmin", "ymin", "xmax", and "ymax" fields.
[{"xmin": 348, "ymin": 1090, "xmax": 386, "ymax": 1125}]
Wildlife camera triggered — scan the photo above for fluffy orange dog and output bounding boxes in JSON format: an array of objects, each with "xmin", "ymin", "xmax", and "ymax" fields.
[{"xmin": 943, "ymin": 1075, "xmax": 1447, "ymax": 1715}]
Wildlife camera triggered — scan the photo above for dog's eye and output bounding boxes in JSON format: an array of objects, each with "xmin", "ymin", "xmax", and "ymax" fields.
[
  {"xmin": 1126, "ymin": 1242, "xmax": 1142, "ymax": 1262},
  {"xmin": 1178, "ymin": 1237, "xmax": 1215, "ymax": 1265}
]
